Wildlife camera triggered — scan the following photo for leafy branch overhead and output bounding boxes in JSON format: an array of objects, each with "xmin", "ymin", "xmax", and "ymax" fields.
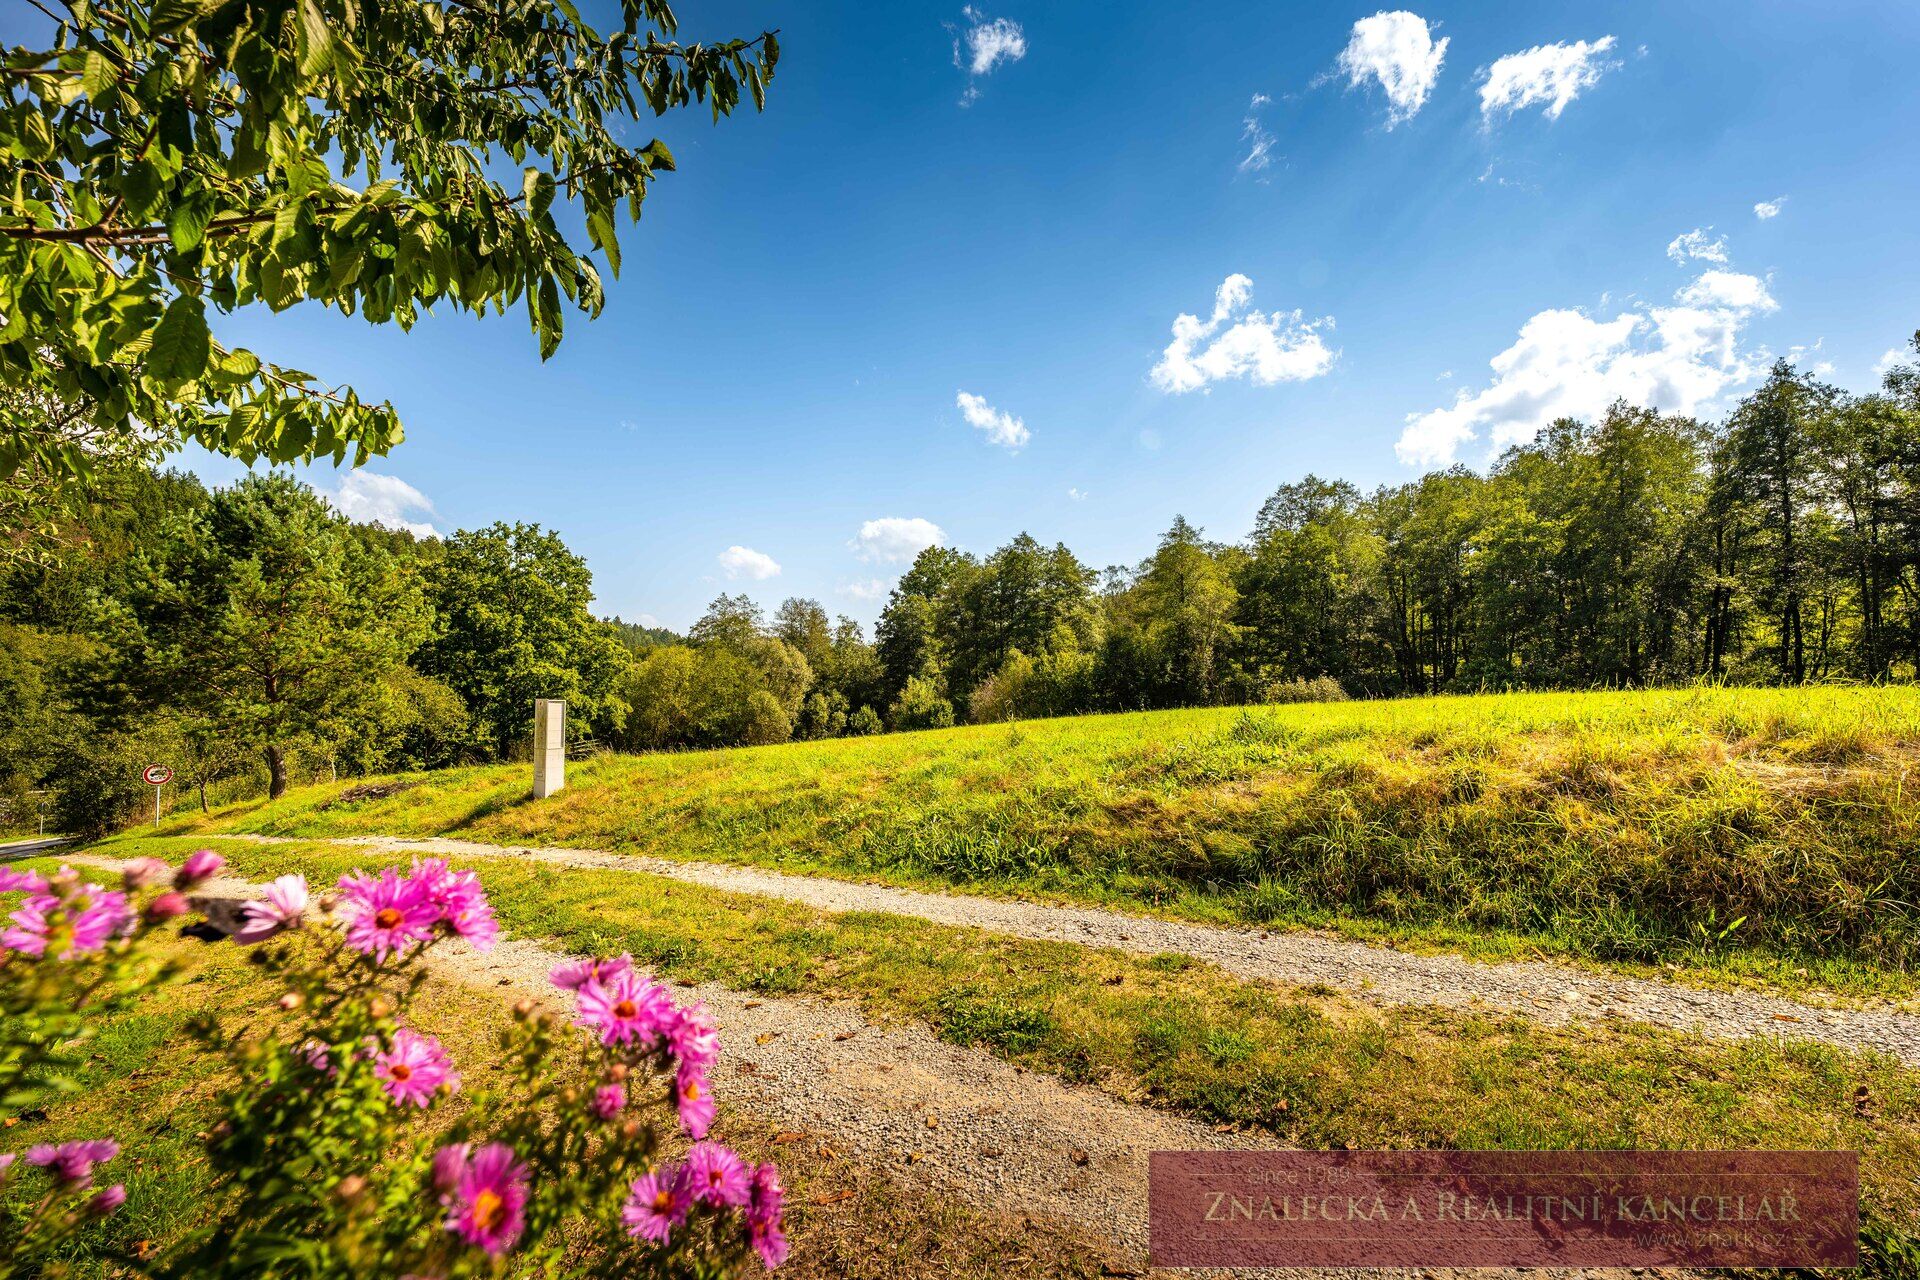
[{"xmin": 0, "ymin": 0, "xmax": 778, "ymax": 480}]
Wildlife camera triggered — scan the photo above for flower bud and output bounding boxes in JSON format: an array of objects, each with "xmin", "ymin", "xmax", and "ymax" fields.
[
  {"xmin": 88, "ymin": 1184, "xmax": 127, "ymax": 1216},
  {"xmin": 512, "ymin": 999, "xmax": 536, "ymax": 1021},
  {"xmin": 175, "ymin": 850, "xmax": 225, "ymax": 889},
  {"xmin": 335, "ymin": 1175, "xmax": 366, "ymax": 1201},
  {"xmin": 121, "ymin": 858, "xmax": 169, "ymax": 891},
  {"xmin": 621, "ymin": 1119, "xmax": 644, "ymax": 1141},
  {"xmin": 277, "ymin": 992, "xmax": 303, "ymax": 1012},
  {"xmin": 368, "ymin": 996, "xmax": 393, "ymax": 1020},
  {"xmin": 606, "ymin": 1062, "xmax": 630, "ymax": 1083},
  {"xmin": 145, "ymin": 891, "xmax": 189, "ymax": 923}
]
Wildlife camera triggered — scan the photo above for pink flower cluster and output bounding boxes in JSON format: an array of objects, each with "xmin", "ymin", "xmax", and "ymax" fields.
[
  {"xmin": 0, "ymin": 1141, "xmax": 126, "ymax": 1216},
  {"xmin": 555, "ymin": 954, "xmax": 719, "ymax": 1138},
  {"xmin": 621, "ymin": 1144, "xmax": 787, "ymax": 1267},
  {"xmin": 334, "ymin": 858, "xmax": 498, "ymax": 962},
  {"xmin": 2, "ymin": 866, "xmax": 135, "ymax": 960}
]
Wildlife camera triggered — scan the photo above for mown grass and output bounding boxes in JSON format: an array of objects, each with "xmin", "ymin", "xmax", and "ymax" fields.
[
  {"xmin": 78, "ymin": 836, "xmax": 1920, "ymax": 1273},
  {"xmin": 3, "ymin": 918, "xmax": 1116, "ymax": 1280},
  {"xmin": 161, "ymin": 687, "xmax": 1920, "ymax": 998}
]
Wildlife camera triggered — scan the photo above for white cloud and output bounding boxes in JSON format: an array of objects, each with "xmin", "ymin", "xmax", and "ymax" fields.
[
  {"xmin": 1666, "ymin": 227, "xmax": 1729, "ymax": 265},
  {"xmin": 326, "ymin": 471, "xmax": 439, "ymax": 538},
  {"xmin": 1067, "ymin": 486, "xmax": 1088, "ymax": 501},
  {"xmin": 1874, "ymin": 348, "xmax": 1909, "ymax": 377},
  {"xmin": 839, "ymin": 578, "xmax": 890, "ymax": 602},
  {"xmin": 1395, "ymin": 249, "xmax": 1778, "ymax": 467},
  {"xmin": 1676, "ymin": 269, "xmax": 1776, "ymax": 312},
  {"xmin": 1238, "ymin": 94, "xmax": 1276, "ymax": 177},
  {"xmin": 1336, "ymin": 11, "xmax": 1448, "ymax": 128},
  {"xmin": 1479, "ymin": 36, "xmax": 1619, "ymax": 121},
  {"xmin": 852, "ymin": 516, "xmax": 946, "ymax": 563},
  {"xmin": 956, "ymin": 390, "xmax": 1030, "ymax": 449},
  {"xmin": 635, "ymin": 613, "xmax": 662, "ymax": 628},
  {"xmin": 1150, "ymin": 274, "xmax": 1337, "ymax": 394},
  {"xmin": 717, "ymin": 545, "xmax": 781, "ymax": 580},
  {"xmin": 1754, "ymin": 196, "xmax": 1786, "ymax": 220},
  {"xmin": 952, "ymin": 6, "xmax": 1025, "ymax": 104}
]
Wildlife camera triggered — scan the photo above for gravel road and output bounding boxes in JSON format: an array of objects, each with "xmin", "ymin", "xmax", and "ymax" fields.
[{"xmin": 226, "ymin": 832, "xmax": 1920, "ymax": 1067}]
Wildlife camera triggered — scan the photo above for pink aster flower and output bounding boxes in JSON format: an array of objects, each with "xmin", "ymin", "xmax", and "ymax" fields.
[
  {"xmin": 592, "ymin": 1084, "xmax": 626, "ymax": 1120},
  {"xmin": 622, "ymin": 1165, "xmax": 691, "ymax": 1244},
  {"xmin": 175, "ymin": 850, "xmax": 225, "ymax": 888},
  {"xmin": 300, "ymin": 1040, "xmax": 335, "ymax": 1077},
  {"xmin": 574, "ymin": 967, "xmax": 673, "ymax": 1047},
  {"xmin": 119, "ymin": 858, "xmax": 169, "ymax": 891},
  {"xmin": 444, "ymin": 1142, "xmax": 528, "ymax": 1256},
  {"xmin": 88, "ymin": 1184, "xmax": 127, "ymax": 1216},
  {"xmin": 0, "ymin": 867, "xmax": 45, "ymax": 895},
  {"xmin": 336, "ymin": 868, "xmax": 437, "ymax": 961},
  {"xmin": 432, "ymin": 1142, "xmax": 471, "ymax": 1192},
  {"xmin": 0, "ymin": 1153, "xmax": 15, "ymax": 1181},
  {"xmin": 234, "ymin": 874, "xmax": 309, "ymax": 943},
  {"xmin": 749, "ymin": 1212, "xmax": 790, "ymax": 1269},
  {"xmin": 372, "ymin": 1027, "xmax": 458, "ymax": 1107},
  {"xmin": 5, "ymin": 885, "xmax": 134, "ymax": 959},
  {"xmin": 749, "ymin": 1161, "xmax": 784, "ymax": 1222},
  {"xmin": 684, "ymin": 1141, "xmax": 750, "ymax": 1208},
  {"xmin": 408, "ymin": 859, "xmax": 499, "ymax": 952},
  {"xmin": 666, "ymin": 1000, "xmax": 720, "ymax": 1072},
  {"xmin": 674, "ymin": 1063, "xmax": 716, "ymax": 1139},
  {"xmin": 26, "ymin": 1139, "xmax": 118, "ymax": 1186},
  {"xmin": 549, "ymin": 953, "xmax": 632, "ymax": 992}
]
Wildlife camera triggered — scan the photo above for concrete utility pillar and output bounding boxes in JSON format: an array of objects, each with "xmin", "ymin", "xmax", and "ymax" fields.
[{"xmin": 533, "ymin": 699, "xmax": 566, "ymax": 799}]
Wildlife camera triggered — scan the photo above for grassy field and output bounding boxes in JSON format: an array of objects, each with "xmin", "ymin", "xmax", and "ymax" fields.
[
  {"xmin": 167, "ymin": 687, "xmax": 1920, "ymax": 996},
  {"xmin": 52, "ymin": 838, "xmax": 1920, "ymax": 1275}
]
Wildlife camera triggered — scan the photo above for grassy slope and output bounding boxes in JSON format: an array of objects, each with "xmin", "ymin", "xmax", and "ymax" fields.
[
  {"xmin": 61, "ymin": 838, "xmax": 1920, "ymax": 1273},
  {"xmin": 170, "ymin": 687, "xmax": 1920, "ymax": 995}
]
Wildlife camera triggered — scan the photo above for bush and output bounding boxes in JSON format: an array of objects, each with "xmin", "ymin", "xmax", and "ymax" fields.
[
  {"xmin": 845, "ymin": 705, "xmax": 882, "ymax": 736},
  {"xmin": 0, "ymin": 853, "xmax": 788, "ymax": 1277},
  {"xmin": 888, "ymin": 675, "xmax": 954, "ymax": 731}
]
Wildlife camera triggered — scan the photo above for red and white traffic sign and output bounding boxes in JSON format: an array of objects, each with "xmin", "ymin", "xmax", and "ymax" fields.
[{"xmin": 142, "ymin": 764, "xmax": 174, "ymax": 786}]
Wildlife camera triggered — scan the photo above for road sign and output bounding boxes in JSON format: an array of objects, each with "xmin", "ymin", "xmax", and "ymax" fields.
[{"xmin": 142, "ymin": 765, "xmax": 174, "ymax": 786}]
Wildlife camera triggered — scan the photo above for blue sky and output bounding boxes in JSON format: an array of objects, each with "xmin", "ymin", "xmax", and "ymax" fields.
[{"xmin": 43, "ymin": 2, "xmax": 1920, "ymax": 629}]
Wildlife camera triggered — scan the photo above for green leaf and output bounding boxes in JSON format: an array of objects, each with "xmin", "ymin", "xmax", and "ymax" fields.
[
  {"xmin": 80, "ymin": 50, "xmax": 115, "ymax": 100},
  {"xmin": 148, "ymin": 294, "xmax": 212, "ymax": 383},
  {"xmin": 523, "ymin": 169, "xmax": 555, "ymax": 218},
  {"xmin": 167, "ymin": 192, "xmax": 216, "ymax": 253}
]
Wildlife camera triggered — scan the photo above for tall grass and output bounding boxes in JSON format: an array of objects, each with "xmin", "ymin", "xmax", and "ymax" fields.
[{"xmin": 187, "ymin": 687, "xmax": 1920, "ymax": 976}]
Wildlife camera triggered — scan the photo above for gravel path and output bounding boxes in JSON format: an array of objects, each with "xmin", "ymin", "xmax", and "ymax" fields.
[
  {"xmin": 133, "ymin": 862, "xmax": 1658, "ymax": 1280},
  {"xmin": 225, "ymin": 832, "xmax": 1920, "ymax": 1067}
]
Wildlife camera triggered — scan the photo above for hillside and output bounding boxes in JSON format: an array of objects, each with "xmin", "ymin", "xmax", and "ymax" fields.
[{"xmin": 175, "ymin": 687, "xmax": 1920, "ymax": 990}]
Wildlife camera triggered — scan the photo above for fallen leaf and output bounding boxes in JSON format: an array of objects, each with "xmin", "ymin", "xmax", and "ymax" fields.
[
  {"xmin": 905, "ymin": 1151, "xmax": 924, "ymax": 1164},
  {"xmin": 755, "ymin": 1033, "xmax": 779, "ymax": 1045},
  {"xmin": 808, "ymin": 1190, "xmax": 856, "ymax": 1206},
  {"xmin": 743, "ymin": 1000, "xmax": 763, "ymax": 1009},
  {"xmin": 1071, "ymin": 1149, "xmax": 1090, "ymax": 1166},
  {"xmin": 1771, "ymin": 1013, "xmax": 1802, "ymax": 1023},
  {"xmin": 925, "ymin": 1115, "xmax": 939, "ymax": 1128},
  {"xmin": 833, "ymin": 1031, "xmax": 856, "ymax": 1042},
  {"xmin": 772, "ymin": 1131, "xmax": 809, "ymax": 1144},
  {"xmin": 982, "ymin": 1147, "xmax": 1004, "ymax": 1158}
]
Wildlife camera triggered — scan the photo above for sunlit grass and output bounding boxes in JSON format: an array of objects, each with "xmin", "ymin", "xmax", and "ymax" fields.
[{"xmin": 158, "ymin": 687, "xmax": 1920, "ymax": 994}]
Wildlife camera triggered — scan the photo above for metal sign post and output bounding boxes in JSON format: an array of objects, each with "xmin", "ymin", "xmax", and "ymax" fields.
[{"xmin": 143, "ymin": 764, "xmax": 174, "ymax": 827}]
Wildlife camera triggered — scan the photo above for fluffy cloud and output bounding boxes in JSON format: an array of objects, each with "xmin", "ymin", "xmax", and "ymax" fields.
[
  {"xmin": 1874, "ymin": 348, "xmax": 1910, "ymax": 377},
  {"xmin": 1336, "ymin": 11, "xmax": 1448, "ymax": 128},
  {"xmin": 1150, "ymin": 274, "xmax": 1337, "ymax": 394},
  {"xmin": 1676, "ymin": 269, "xmax": 1777, "ymax": 312},
  {"xmin": 1067, "ymin": 486, "xmax": 1088, "ymax": 501},
  {"xmin": 1479, "ymin": 36, "xmax": 1618, "ymax": 121},
  {"xmin": 956, "ymin": 391, "xmax": 1030, "ymax": 449},
  {"xmin": 852, "ymin": 516, "xmax": 946, "ymax": 563},
  {"xmin": 326, "ymin": 471, "xmax": 439, "ymax": 538},
  {"xmin": 1395, "ymin": 251, "xmax": 1777, "ymax": 467},
  {"xmin": 1666, "ymin": 227, "xmax": 1729, "ymax": 265},
  {"xmin": 717, "ymin": 545, "xmax": 781, "ymax": 580},
  {"xmin": 1754, "ymin": 196, "xmax": 1786, "ymax": 220},
  {"xmin": 953, "ymin": 6, "xmax": 1025, "ymax": 103},
  {"xmin": 839, "ymin": 579, "xmax": 890, "ymax": 602}
]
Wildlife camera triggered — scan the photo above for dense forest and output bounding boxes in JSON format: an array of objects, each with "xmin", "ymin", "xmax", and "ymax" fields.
[{"xmin": 3, "ymin": 349, "xmax": 1917, "ymax": 834}]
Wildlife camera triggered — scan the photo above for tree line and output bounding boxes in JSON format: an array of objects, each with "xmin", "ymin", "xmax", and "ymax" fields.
[{"xmin": 2, "ymin": 347, "xmax": 1915, "ymax": 832}]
